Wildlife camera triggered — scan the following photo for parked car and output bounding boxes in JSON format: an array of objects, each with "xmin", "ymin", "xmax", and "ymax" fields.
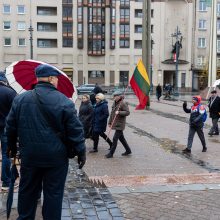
[{"xmin": 76, "ymin": 84, "xmax": 96, "ymax": 94}]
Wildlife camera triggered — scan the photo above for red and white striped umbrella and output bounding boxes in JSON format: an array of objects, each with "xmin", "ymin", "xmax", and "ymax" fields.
[{"xmin": 5, "ymin": 60, "xmax": 77, "ymax": 102}]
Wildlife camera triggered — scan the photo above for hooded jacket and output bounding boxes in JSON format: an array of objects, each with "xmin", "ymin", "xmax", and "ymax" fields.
[{"xmin": 183, "ymin": 96, "xmax": 205, "ymax": 128}]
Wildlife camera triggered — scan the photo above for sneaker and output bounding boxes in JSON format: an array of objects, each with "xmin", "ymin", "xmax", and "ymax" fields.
[
  {"xmin": 121, "ymin": 151, "xmax": 132, "ymax": 156},
  {"xmin": 105, "ymin": 153, "xmax": 113, "ymax": 158},
  {"xmin": 89, "ymin": 149, "xmax": 98, "ymax": 153},
  {"xmin": 202, "ymin": 147, "xmax": 207, "ymax": 152},
  {"xmin": 208, "ymin": 132, "xmax": 213, "ymax": 136},
  {"xmin": 182, "ymin": 148, "xmax": 191, "ymax": 154}
]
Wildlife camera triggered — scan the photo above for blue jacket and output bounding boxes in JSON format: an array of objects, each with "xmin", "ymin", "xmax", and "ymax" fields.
[
  {"xmin": 6, "ymin": 82, "xmax": 85, "ymax": 167},
  {"xmin": 0, "ymin": 82, "xmax": 16, "ymax": 131},
  {"xmin": 93, "ymin": 100, "xmax": 109, "ymax": 133}
]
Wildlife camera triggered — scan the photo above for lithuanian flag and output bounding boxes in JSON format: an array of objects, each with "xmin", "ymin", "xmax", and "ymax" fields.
[{"xmin": 130, "ymin": 59, "xmax": 151, "ymax": 110}]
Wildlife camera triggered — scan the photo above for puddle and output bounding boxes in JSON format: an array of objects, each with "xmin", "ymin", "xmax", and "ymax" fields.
[{"xmin": 127, "ymin": 123, "xmax": 220, "ymax": 173}]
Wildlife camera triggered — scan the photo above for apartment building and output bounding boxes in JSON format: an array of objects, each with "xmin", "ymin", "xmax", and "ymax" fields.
[{"xmin": 0, "ymin": 0, "xmax": 196, "ymax": 91}]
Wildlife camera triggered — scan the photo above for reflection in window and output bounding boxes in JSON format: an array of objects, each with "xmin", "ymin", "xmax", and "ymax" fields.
[
  {"xmin": 77, "ymin": 0, "xmax": 84, "ymax": 49},
  {"xmin": 110, "ymin": 0, "xmax": 116, "ymax": 49},
  {"xmin": 88, "ymin": 71, "xmax": 105, "ymax": 78}
]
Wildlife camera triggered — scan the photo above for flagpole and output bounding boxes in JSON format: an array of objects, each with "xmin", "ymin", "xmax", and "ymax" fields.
[{"xmin": 208, "ymin": 0, "xmax": 217, "ymax": 88}]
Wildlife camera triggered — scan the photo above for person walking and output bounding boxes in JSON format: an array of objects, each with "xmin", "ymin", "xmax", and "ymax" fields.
[
  {"xmin": 6, "ymin": 64, "xmax": 86, "ymax": 220},
  {"xmin": 0, "ymin": 72, "xmax": 17, "ymax": 191},
  {"xmin": 182, "ymin": 96, "xmax": 207, "ymax": 154},
  {"xmin": 79, "ymin": 94, "xmax": 94, "ymax": 138},
  {"xmin": 208, "ymin": 90, "xmax": 220, "ymax": 136},
  {"xmin": 89, "ymin": 93, "xmax": 112, "ymax": 153},
  {"xmin": 156, "ymin": 83, "xmax": 162, "ymax": 101},
  {"xmin": 105, "ymin": 90, "xmax": 131, "ymax": 158},
  {"xmin": 90, "ymin": 84, "xmax": 103, "ymax": 106}
]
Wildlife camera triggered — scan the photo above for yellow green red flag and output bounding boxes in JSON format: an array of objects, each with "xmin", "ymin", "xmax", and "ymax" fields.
[{"xmin": 130, "ymin": 59, "xmax": 150, "ymax": 110}]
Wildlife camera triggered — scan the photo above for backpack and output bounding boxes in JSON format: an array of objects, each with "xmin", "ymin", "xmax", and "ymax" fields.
[{"xmin": 197, "ymin": 104, "xmax": 207, "ymax": 123}]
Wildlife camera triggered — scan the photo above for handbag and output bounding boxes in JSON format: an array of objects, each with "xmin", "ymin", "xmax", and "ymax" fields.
[{"xmin": 31, "ymin": 90, "xmax": 76, "ymax": 158}]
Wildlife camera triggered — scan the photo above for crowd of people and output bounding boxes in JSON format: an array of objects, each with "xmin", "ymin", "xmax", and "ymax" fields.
[{"xmin": 0, "ymin": 65, "xmax": 219, "ymax": 219}]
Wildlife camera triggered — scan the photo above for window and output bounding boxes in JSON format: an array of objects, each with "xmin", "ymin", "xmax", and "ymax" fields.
[
  {"xmin": 4, "ymin": 38, "xmax": 11, "ymax": 46},
  {"xmin": 37, "ymin": 23, "xmax": 57, "ymax": 32},
  {"xmin": 88, "ymin": 71, "xmax": 104, "ymax": 78},
  {"xmin": 63, "ymin": 38, "xmax": 73, "ymax": 47},
  {"xmin": 18, "ymin": 38, "xmax": 26, "ymax": 46},
  {"xmin": 63, "ymin": 23, "xmax": 73, "ymax": 35},
  {"xmin": 181, "ymin": 73, "xmax": 186, "ymax": 88},
  {"xmin": 17, "ymin": 21, "xmax": 26, "ymax": 30},
  {"xmin": 37, "ymin": 39, "xmax": 57, "ymax": 48},
  {"xmin": 37, "ymin": 7, "xmax": 57, "ymax": 16},
  {"xmin": 151, "ymin": 25, "xmax": 154, "ymax": 33},
  {"xmin": 135, "ymin": 9, "xmax": 142, "ymax": 18},
  {"xmin": 120, "ymin": 0, "xmax": 130, "ymax": 7},
  {"xmin": 3, "ymin": 5, "xmax": 10, "ymax": 14},
  {"xmin": 120, "ymin": 8, "xmax": 130, "ymax": 22},
  {"xmin": 151, "ymin": 9, "xmax": 154, "ymax": 18},
  {"xmin": 134, "ymin": 40, "xmax": 142, "ymax": 49},
  {"xmin": 63, "ymin": 7, "xmax": 72, "ymax": 18},
  {"xmin": 217, "ymin": 3, "xmax": 220, "ymax": 15},
  {"xmin": 63, "ymin": 0, "xmax": 73, "ymax": 3},
  {"xmin": 120, "ymin": 39, "xmax": 129, "ymax": 48},
  {"xmin": 199, "ymin": 0, "xmax": 206, "ymax": 11},
  {"xmin": 120, "ymin": 24, "xmax": 129, "ymax": 37},
  {"xmin": 3, "ymin": 21, "xmax": 11, "ymax": 30},
  {"xmin": 197, "ymin": 56, "xmax": 205, "ymax": 66},
  {"xmin": 135, "ymin": 0, "xmax": 143, "ymax": 1},
  {"xmin": 199, "ymin": 19, "xmax": 206, "ymax": 29},
  {"xmin": 218, "ymin": 20, "xmax": 220, "ymax": 31},
  {"xmin": 217, "ymin": 40, "xmax": 220, "ymax": 53},
  {"xmin": 135, "ymin": 25, "xmax": 142, "ymax": 33},
  {"xmin": 198, "ymin": 37, "xmax": 206, "ymax": 48},
  {"xmin": 17, "ymin": 5, "xmax": 25, "ymax": 14}
]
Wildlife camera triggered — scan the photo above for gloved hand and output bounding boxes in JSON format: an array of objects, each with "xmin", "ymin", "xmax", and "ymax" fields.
[
  {"xmin": 183, "ymin": 101, "xmax": 187, "ymax": 107},
  {"xmin": 78, "ymin": 149, "xmax": 86, "ymax": 169}
]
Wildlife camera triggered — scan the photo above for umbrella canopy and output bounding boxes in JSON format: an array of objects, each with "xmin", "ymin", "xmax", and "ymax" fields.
[
  {"xmin": 5, "ymin": 60, "xmax": 77, "ymax": 102},
  {"xmin": 213, "ymin": 79, "xmax": 220, "ymax": 87},
  {"xmin": 6, "ymin": 163, "xmax": 19, "ymax": 220}
]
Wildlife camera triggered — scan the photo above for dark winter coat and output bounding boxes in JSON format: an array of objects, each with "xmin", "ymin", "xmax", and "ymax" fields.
[
  {"xmin": 156, "ymin": 85, "xmax": 162, "ymax": 97},
  {"xmin": 0, "ymin": 82, "xmax": 16, "ymax": 131},
  {"xmin": 79, "ymin": 100, "xmax": 94, "ymax": 138},
  {"xmin": 109, "ymin": 98, "xmax": 130, "ymax": 130},
  {"xmin": 208, "ymin": 96, "xmax": 220, "ymax": 119},
  {"xmin": 93, "ymin": 100, "xmax": 109, "ymax": 133},
  {"xmin": 6, "ymin": 82, "xmax": 85, "ymax": 167},
  {"xmin": 183, "ymin": 96, "xmax": 205, "ymax": 128}
]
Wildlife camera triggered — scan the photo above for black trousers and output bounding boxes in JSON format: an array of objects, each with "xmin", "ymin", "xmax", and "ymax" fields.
[
  {"xmin": 110, "ymin": 130, "xmax": 131, "ymax": 155},
  {"xmin": 209, "ymin": 118, "xmax": 219, "ymax": 134},
  {"xmin": 93, "ymin": 132, "xmax": 112, "ymax": 150},
  {"xmin": 187, "ymin": 126, "xmax": 206, "ymax": 150},
  {"xmin": 17, "ymin": 162, "xmax": 68, "ymax": 220}
]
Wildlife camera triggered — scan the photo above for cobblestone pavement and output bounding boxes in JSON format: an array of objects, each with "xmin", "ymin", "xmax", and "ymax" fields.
[{"xmin": 1, "ymin": 95, "xmax": 220, "ymax": 219}]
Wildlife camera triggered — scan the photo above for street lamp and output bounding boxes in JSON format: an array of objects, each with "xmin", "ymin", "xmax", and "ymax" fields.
[
  {"xmin": 171, "ymin": 26, "xmax": 182, "ymax": 96},
  {"xmin": 28, "ymin": 20, "xmax": 34, "ymax": 59}
]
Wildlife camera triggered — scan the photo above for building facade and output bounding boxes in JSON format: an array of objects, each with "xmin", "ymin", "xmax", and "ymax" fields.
[{"xmin": 1, "ymin": 0, "xmax": 216, "ymax": 92}]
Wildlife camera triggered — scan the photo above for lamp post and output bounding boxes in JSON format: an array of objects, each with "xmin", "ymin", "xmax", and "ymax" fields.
[
  {"xmin": 28, "ymin": 20, "xmax": 34, "ymax": 59},
  {"xmin": 150, "ymin": 39, "xmax": 154, "ymax": 94},
  {"xmin": 171, "ymin": 26, "xmax": 182, "ymax": 96}
]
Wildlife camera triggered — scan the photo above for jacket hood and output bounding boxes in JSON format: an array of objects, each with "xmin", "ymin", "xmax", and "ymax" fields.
[{"xmin": 192, "ymin": 95, "xmax": 201, "ymax": 105}]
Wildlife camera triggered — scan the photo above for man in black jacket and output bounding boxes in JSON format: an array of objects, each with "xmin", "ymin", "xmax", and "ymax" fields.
[
  {"xmin": 208, "ymin": 90, "xmax": 220, "ymax": 136},
  {"xmin": 0, "ymin": 72, "xmax": 16, "ymax": 190},
  {"xmin": 6, "ymin": 64, "xmax": 86, "ymax": 220}
]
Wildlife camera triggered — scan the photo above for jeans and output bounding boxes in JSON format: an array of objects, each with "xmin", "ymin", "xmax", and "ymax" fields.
[
  {"xmin": 110, "ymin": 130, "xmax": 131, "ymax": 155},
  {"xmin": 187, "ymin": 126, "xmax": 206, "ymax": 150},
  {"xmin": 0, "ymin": 129, "xmax": 11, "ymax": 186}
]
